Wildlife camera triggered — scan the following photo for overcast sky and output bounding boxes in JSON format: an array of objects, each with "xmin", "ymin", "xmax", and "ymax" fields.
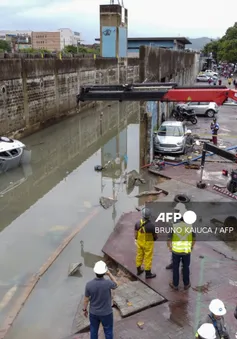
[{"xmin": 0, "ymin": 0, "xmax": 236, "ymax": 43}]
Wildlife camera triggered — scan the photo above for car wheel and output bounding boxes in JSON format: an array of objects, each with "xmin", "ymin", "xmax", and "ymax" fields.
[{"xmin": 205, "ymin": 109, "xmax": 215, "ymax": 118}]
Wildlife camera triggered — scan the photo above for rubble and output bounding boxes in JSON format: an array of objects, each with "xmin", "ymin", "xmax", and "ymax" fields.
[
  {"xmin": 124, "ymin": 170, "xmax": 146, "ymax": 191},
  {"xmin": 135, "ymin": 190, "xmax": 162, "ymax": 198},
  {"xmin": 99, "ymin": 196, "xmax": 117, "ymax": 209},
  {"xmin": 68, "ymin": 263, "xmax": 82, "ymax": 276}
]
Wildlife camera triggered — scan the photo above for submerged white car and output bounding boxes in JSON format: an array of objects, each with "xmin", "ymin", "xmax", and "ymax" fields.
[{"xmin": 0, "ymin": 137, "xmax": 26, "ymax": 172}]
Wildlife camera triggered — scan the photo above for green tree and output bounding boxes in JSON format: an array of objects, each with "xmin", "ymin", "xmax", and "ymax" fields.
[
  {"xmin": 63, "ymin": 44, "xmax": 100, "ymax": 55},
  {"xmin": 0, "ymin": 40, "xmax": 11, "ymax": 52},
  {"xmin": 202, "ymin": 40, "xmax": 220, "ymax": 61},
  {"xmin": 202, "ymin": 22, "xmax": 237, "ymax": 63}
]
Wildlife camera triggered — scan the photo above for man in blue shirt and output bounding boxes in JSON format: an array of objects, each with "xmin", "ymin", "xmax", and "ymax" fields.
[
  {"xmin": 83, "ymin": 260, "xmax": 118, "ymax": 339},
  {"xmin": 210, "ymin": 118, "xmax": 219, "ymax": 145}
]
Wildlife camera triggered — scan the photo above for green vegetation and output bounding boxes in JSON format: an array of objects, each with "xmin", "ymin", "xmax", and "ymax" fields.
[
  {"xmin": 18, "ymin": 48, "xmax": 50, "ymax": 53},
  {"xmin": 63, "ymin": 45, "xmax": 100, "ymax": 55},
  {"xmin": 202, "ymin": 22, "xmax": 237, "ymax": 63},
  {"xmin": 0, "ymin": 40, "xmax": 11, "ymax": 52}
]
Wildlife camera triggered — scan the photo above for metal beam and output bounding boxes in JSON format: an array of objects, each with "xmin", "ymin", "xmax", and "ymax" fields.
[{"xmin": 203, "ymin": 143, "xmax": 237, "ymax": 162}]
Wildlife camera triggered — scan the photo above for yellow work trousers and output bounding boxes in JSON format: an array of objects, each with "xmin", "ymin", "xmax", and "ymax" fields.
[{"xmin": 136, "ymin": 240, "xmax": 154, "ymax": 271}]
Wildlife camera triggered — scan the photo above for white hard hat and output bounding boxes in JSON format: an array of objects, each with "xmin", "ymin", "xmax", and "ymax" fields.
[
  {"xmin": 174, "ymin": 202, "xmax": 187, "ymax": 215},
  {"xmin": 93, "ymin": 260, "xmax": 108, "ymax": 275},
  {"xmin": 186, "ymin": 129, "xmax": 192, "ymax": 134},
  {"xmin": 209, "ymin": 299, "xmax": 226, "ymax": 316},
  {"xmin": 197, "ymin": 323, "xmax": 216, "ymax": 339}
]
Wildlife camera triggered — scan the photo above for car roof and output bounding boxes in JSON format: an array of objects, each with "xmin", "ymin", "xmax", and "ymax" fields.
[{"xmin": 161, "ymin": 121, "xmax": 184, "ymax": 126}]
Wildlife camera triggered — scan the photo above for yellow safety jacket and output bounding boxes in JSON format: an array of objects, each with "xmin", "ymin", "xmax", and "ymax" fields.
[
  {"xmin": 137, "ymin": 219, "xmax": 154, "ymax": 243},
  {"xmin": 172, "ymin": 221, "xmax": 193, "ymax": 254}
]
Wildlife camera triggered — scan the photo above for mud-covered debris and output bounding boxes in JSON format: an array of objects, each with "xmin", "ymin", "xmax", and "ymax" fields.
[
  {"xmin": 125, "ymin": 170, "xmax": 145, "ymax": 189},
  {"xmin": 137, "ymin": 321, "xmax": 144, "ymax": 329},
  {"xmin": 135, "ymin": 190, "xmax": 162, "ymax": 198},
  {"xmin": 99, "ymin": 197, "xmax": 117, "ymax": 209},
  {"xmin": 68, "ymin": 263, "xmax": 82, "ymax": 276}
]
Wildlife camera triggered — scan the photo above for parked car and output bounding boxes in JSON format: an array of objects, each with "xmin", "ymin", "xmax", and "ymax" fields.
[
  {"xmin": 176, "ymin": 102, "xmax": 218, "ymax": 117},
  {"xmin": 205, "ymin": 70, "xmax": 218, "ymax": 76},
  {"xmin": 196, "ymin": 74, "xmax": 210, "ymax": 82},
  {"xmin": 154, "ymin": 121, "xmax": 187, "ymax": 154}
]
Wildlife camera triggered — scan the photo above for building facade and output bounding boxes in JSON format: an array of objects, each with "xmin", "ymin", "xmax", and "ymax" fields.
[
  {"xmin": 31, "ymin": 31, "xmax": 61, "ymax": 51},
  {"xmin": 59, "ymin": 28, "xmax": 81, "ymax": 50},
  {"xmin": 0, "ymin": 28, "xmax": 81, "ymax": 52},
  {"xmin": 127, "ymin": 37, "xmax": 191, "ymax": 57}
]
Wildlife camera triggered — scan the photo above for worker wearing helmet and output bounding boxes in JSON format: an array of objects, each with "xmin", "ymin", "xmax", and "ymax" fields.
[
  {"xmin": 167, "ymin": 202, "xmax": 196, "ymax": 290},
  {"xmin": 165, "ymin": 203, "xmax": 190, "ymax": 270},
  {"xmin": 196, "ymin": 323, "xmax": 216, "ymax": 339},
  {"xmin": 83, "ymin": 260, "xmax": 118, "ymax": 338},
  {"xmin": 134, "ymin": 207, "xmax": 157, "ymax": 279},
  {"xmin": 185, "ymin": 129, "xmax": 195, "ymax": 154},
  {"xmin": 199, "ymin": 299, "xmax": 229, "ymax": 339}
]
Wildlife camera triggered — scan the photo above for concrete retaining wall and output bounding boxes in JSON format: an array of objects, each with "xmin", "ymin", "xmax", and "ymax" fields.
[
  {"xmin": 0, "ymin": 57, "xmax": 140, "ymax": 137},
  {"xmin": 139, "ymin": 46, "xmax": 198, "ymax": 164}
]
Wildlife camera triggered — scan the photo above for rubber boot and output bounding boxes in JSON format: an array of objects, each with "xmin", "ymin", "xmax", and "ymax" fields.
[
  {"xmin": 166, "ymin": 263, "xmax": 173, "ymax": 269},
  {"xmin": 137, "ymin": 266, "xmax": 144, "ymax": 276},
  {"xmin": 145, "ymin": 270, "xmax": 156, "ymax": 279}
]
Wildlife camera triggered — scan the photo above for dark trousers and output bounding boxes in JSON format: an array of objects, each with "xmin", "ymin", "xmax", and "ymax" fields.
[
  {"xmin": 172, "ymin": 252, "xmax": 191, "ymax": 287},
  {"xmin": 90, "ymin": 312, "xmax": 113, "ymax": 339}
]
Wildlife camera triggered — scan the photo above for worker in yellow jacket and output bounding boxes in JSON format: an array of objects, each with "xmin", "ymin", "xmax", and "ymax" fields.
[
  {"xmin": 134, "ymin": 208, "xmax": 157, "ymax": 279},
  {"xmin": 167, "ymin": 203, "xmax": 196, "ymax": 290}
]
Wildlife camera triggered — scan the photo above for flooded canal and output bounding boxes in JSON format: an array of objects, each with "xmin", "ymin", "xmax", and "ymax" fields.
[{"xmin": 0, "ymin": 102, "xmax": 162, "ymax": 339}]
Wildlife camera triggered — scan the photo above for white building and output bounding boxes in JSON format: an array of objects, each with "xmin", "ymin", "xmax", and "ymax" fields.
[{"xmin": 58, "ymin": 28, "xmax": 81, "ymax": 49}]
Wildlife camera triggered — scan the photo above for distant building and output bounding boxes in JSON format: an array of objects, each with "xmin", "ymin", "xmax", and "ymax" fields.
[
  {"xmin": 32, "ymin": 31, "xmax": 61, "ymax": 51},
  {"xmin": 59, "ymin": 28, "xmax": 81, "ymax": 49},
  {"xmin": 127, "ymin": 37, "xmax": 191, "ymax": 57},
  {"xmin": 95, "ymin": 36, "xmax": 192, "ymax": 57},
  {"xmin": 32, "ymin": 29, "xmax": 81, "ymax": 51},
  {"xmin": 0, "ymin": 28, "xmax": 81, "ymax": 52},
  {"xmin": 0, "ymin": 30, "xmax": 32, "ymax": 51}
]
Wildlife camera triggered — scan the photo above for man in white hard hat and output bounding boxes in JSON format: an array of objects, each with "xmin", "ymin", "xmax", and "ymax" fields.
[
  {"xmin": 167, "ymin": 202, "xmax": 196, "ymax": 290},
  {"xmin": 83, "ymin": 260, "xmax": 118, "ymax": 339},
  {"xmin": 185, "ymin": 129, "xmax": 195, "ymax": 155},
  {"xmin": 199, "ymin": 299, "xmax": 229, "ymax": 339},
  {"xmin": 195, "ymin": 323, "xmax": 216, "ymax": 339}
]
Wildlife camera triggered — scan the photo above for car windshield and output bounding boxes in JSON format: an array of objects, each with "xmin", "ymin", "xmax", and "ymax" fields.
[{"xmin": 158, "ymin": 125, "xmax": 183, "ymax": 136}]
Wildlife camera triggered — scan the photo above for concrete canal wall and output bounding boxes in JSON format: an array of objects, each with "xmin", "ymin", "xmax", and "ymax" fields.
[
  {"xmin": 139, "ymin": 46, "xmax": 199, "ymax": 164},
  {"xmin": 0, "ymin": 57, "xmax": 139, "ymax": 137},
  {"xmin": 0, "ymin": 48, "xmax": 198, "ymax": 138}
]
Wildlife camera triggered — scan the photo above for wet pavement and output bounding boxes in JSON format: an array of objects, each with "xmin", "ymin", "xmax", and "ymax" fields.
[
  {"xmin": 102, "ymin": 206, "xmax": 237, "ymax": 338},
  {"xmin": 0, "ymin": 101, "xmax": 163, "ymax": 339},
  {"xmin": 152, "ymin": 103, "xmax": 237, "ymax": 191}
]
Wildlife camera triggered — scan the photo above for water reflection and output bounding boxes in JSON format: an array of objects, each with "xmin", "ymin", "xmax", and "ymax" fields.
[
  {"xmin": 80, "ymin": 240, "xmax": 103, "ymax": 269},
  {"xmin": 0, "ymin": 102, "xmax": 140, "ymax": 231}
]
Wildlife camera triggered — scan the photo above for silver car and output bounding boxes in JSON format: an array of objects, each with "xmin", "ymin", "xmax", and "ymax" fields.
[
  {"xmin": 196, "ymin": 74, "xmax": 210, "ymax": 82},
  {"xmin": 177, "ymin": 102, "xmax": 218, "ymax": 118},
  {"xmin": 154, "ymin": 121, "xmax": 187, "ymax": 154}
]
